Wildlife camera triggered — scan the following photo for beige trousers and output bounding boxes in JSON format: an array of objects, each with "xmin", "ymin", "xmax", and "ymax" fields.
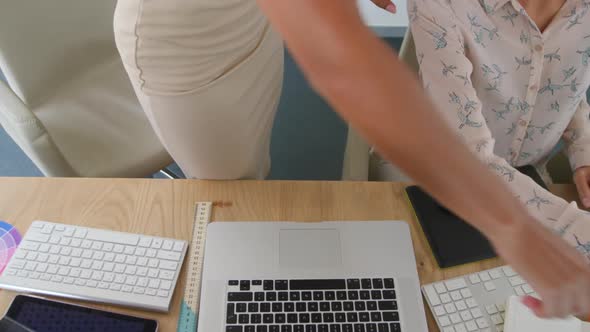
[{"xmin": 114, "ymin": 0, "xmax": 284, "ymax": 179}]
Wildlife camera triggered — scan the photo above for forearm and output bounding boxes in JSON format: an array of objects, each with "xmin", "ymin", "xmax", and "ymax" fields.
[{"xmin": 256, "ymin": 0, "xmax": 531, "ymax": 238}]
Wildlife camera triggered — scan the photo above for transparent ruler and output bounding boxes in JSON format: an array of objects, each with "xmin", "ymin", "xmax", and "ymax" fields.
[{"xmin": 177, "ymin": 202, "xmax": 212, "ymax": 332}]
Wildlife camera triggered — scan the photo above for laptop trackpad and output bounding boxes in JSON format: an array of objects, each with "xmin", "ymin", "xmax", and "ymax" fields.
[{"xmin": 279, "ymin": 229, "xmax": 342, "ymax": 269}]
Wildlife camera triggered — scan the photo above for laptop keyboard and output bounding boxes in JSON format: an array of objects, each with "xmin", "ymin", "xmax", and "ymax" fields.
[{"xmin": 225, "ymin": 278, "xmax": 401, "ymax": 332}]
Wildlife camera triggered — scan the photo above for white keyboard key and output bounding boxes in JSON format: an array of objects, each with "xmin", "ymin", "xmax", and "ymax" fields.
[
  {"xmin": 160, "ymin": 280, "xmax": 172, "ymax": 290},
  {"xmin": 148, "ymin": 259, "xmax": 159, "ymax": 268},
  {"xmin": 98, "ymin": 282, "xmax": 109, "ymax": 289},
  {"xmin": 460, "ymin": 289, "xmax": 472, "ymax": 298},
  {"xmin": 471, "ymin": 308, "xmax": 482, "ymax": 318},
  {"xmin": 49, "ymin": 246, "xmax": 60, "ymax": 254},
  {"xmin": 137, "ymin": 277, "xmax": 148, "ymax": 287},
  {"xmin": 484, "ymin": 281, "xmax": 496, "ymax": 291},
  {"xmin": 115, "ymin": 274, "xmax": 126, "ymax": 284},
  {"xmin": 80, "ymin": 259, "xmax": 92, "ymax": 269},
  {"xmin": 91, "ymin": 261, "xmax": 103, "ymax": 270},
  {"xmin": 103, "ymin": 273, "xmax": 114, "ymax": 282},
  {"xmin": 26, "ymin": 252, "xmax": 38, "ymax": 261},
  {"xmin": 55, "ymin": 224, "xmax": 66, "ymax": 231},
  {"xmin": 445, "ymin": 278, "xmax": 467, "ymax": 291},
  {"xmin": 38, "ymin": 244, "xmax": 50, "ymax": 252},
  {"xmin": 69, "ymin": 268, "xmax": 81, "ymax": 278},
  {"xmin": 509, "ymin": 276, "xmax": 525, "ymax": 286},
  {"xmin": 29, "ymin": 272, "xmax": 40, "ymax": 280},
  {"xmin": 456, "ymin": 300, "xmax": 467, "ymax": 311},
  {"xmin": 136, "ymin": 248, "xmax": 146, "ymax": 256},
  {"xmin": 148, "ymin": 279, "xmax": 161, "ymax": 289},
  {"xmin": 36, "ymin": 263, "xmax": 48, "ymax": 273},
  {"xmin": 489, "ymin": 268, "xmax": 502, "ymax": 279},
  {"xmin": 466, "ymin": 298, "xmax": 477, "ymax": 308},
  {"xmin": 110, "ymin": 284, "xmax": 122, "ymax": 291},
  {"xmin": 126, "ymin": 276, "xmax": 138, "ymax": 286},
  {"xmin": 60, "ymin": 237, "xmax": 71, "ymax": 246},
  {"xmin": 10, "ymin": 260, "xmax": 26, "ymax": 269},
  {"xmin": 139, "ymin": 237, "xmax": 152, "ymax": 247},
  {"xmin": 103, "ymin": 243, "xmax": 113, "ymax": 252},
  {"xmin": 490, "ymin": 313, "xmax": 503, "ymax": 325},
  {"xmin": 146, "ymin": 249, "xmax": 157, "ymax": 258},
  {"xmin": 14, "ymin": 251, "xmax": 27, "ymax": 259},
  {"xmin": 159, "ymin": 260, "xmax": 178, "ymax": 271},
  {"xmin": 148, "ymin": 269, "xmax": 159, "ymax": 278},
  {"xmin": 445, "ymin": 303, "xmax": 457, "ymax": 314},
  {"xmin": 468, "ymin": 274, "xmax": 481, "ymax": 284},
  {"xmin": 133, "ymin": 287, "xmax": 145, "ymax": 294},
  {"xmin": 157, "ymin": 290, "xmax": 168, "ymax": 297},
  {"xmin": 465, "ymin": 320, "xmax": 477, "ymax": 331},
  {"xmin": 137, "ymin": 267, "xmax": 148, "ymax": 277},
  {"xmin": 86, "ymin": 229, "xmax": 139, "ymax": 246},
  {"xmin": 70, "ymin": 238, "xmax": 82, "ymax": 247},
  {"xmin": 151, "ymin": 238, "xmax": 163, "ymax": 249},
  {"xmin": 21, "ymin": 242, "xmax": 40, "ymax": 251},
  {"xmin": 162, "ymin": 240, "xmax": 174, "ymax": 250},
  {"xmin": 82, "ymin": 250, "xmax": 93, "ymax": 259},
  {"xmin": 58, "ymin": 267, "xmax": 70, "ymax": 276},
  {"xmin": 159, "ymin": 270, "xmax": 175, "ymax": 280},
  {"xmin": 48, "ymin": 255, "xmax": 59, "ymax": 264},
  {"xmin": 125, "ymin": 256, "xmax": 137, "ymax": 265},
  {"xmin": 27, "ymin": 233, "xmax": 50, "ymax": 243},
  {"xmin": 514, "ymin": 286, "xmax": 525, "ymax": 296},
  {"xmin": 51, "ymin": 275, "xmax": 63, "ymax": 282},
  {"xmin": 113, "ymin": 244, "xmax": 124, "ymax": 253},
  {"xmin": 41, "ymin": 224, "xmax": 54, "ymax": 234},
  {"xmin": 449, "ymin": 313, "xmax": 461, "ymax": 324},
  {"xmin": 73, "ymin": 228, "xmax": 87, "ymax": 238},
  {"xmin": 476, "ymin": 318, "xmax": 489, "ymax": 328},
  {"xmin": 443, "ymin": 328, "xmax": 455, "ymax": 332},
  {"xmin": 434, "ymin": 283, "xmax": 447, "ymax": 294},
  {"xmin": 124, "ymin": 246, "xmax": 135, "ymax": 255},
  {"xmin": 455, "ymin": 323, "xmax": 466, "ymax": 332},
  {"xmin": 92, "ymin": 251, "xmax": 104, "ymax": 260},
  {"xmin": 122, "ymin": 285, "xmax": 133, "ymax": 293},
  {"xmin": 479, "ymin": 272, "xmax": 491, "ymax": 282},
  {"xmin": 31, "ymin": 222, "xmax": 44, "ymax": 229},
  {"xmin": 92, "ymin": 242, "xmax": 103, "ymax": 251},
  {"xmin": 71, "ymin": 248, "xmax": 82, "ymax": 257},
  {"xmin": 450, "ymin": 291, "xmax": 462, "ymax": 301},
  {"xmin": 91, "ymin": 271, "xmax": 103, "ymax": 281},
  {"xmin": 439, "ymin": 316, "xmax": 451, "ymax": 327},
  {"xmin": 522, "ymin": 284, "xmax": 534, "ymax": 294},
  {"xmin": 63, "ymin": 227, "xmax": 75, "ymax": 237},
  {"xmin": 49, "ymin": 236, "xmax": 60, "ymax": 244},
  {"xmin": 104, "ymin": 253, "xmax": 115, "ymax": 262},
  {"xmin": 146, "ymin": 288, "xmax": 157, "ymax": 296},
  {"xmin": 103, "ymin": 262, "xmax": 114, "ymax": 272},
  {"xmin": 115, "ymin": 254, "xmax": 126, "ymax": 263},
  {"xmin": 496, "ymin": 303, "xmax": 505, "ymax": 312},
  {"xmin": 460, "ymin": 310, "xmax": 472, "ymax": 321},
  {"xmin": 24, "ymin": 262, "xmax": 37, "ymax": 271},
  {"xmin": 125, "ymin": 266, "xmax": 137, "ymax": 275},
  {"xmin": 502, "ymin": 266, "xmax": 517, "ymax": 277},
  {"xmin": 485, "ymin": 304, "xmax": 497, "ymax": 314},
  {"xmin": 137, "ymin": 257, "xmax": 148, "ymax": 267},
  {"xmin": 80, "ymin": 270, "xmax": 92, "ymax": 279},
  {"xmin": 173, "ymin": 241, "xmax": 184, "ymax": 252},
  {"xmin": 440, "ymin": 293, "xmax": 451, "ymax": 303},
  {"xmin": 157, "ymin": 250, "xmax": 181, "ymax": 261}
]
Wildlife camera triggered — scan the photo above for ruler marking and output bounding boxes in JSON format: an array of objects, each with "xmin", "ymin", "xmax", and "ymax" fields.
[{"xmin": 177, "ymin": 202, "xmax": 212, "ymax": 332}]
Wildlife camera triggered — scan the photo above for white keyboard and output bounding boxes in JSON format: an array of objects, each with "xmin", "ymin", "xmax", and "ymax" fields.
[
  {"xmin": 0, "ymin": 221, "xmax": 188, "ymax": 312},
  {"xmin": 422, "ymin": 265, "xmax": 539, "ymax": 332}
]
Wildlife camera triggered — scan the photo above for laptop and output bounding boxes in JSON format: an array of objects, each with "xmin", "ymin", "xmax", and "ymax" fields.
[{"xmin": 197, "ymin": 221, "xmax": 428, "ymax": 332}]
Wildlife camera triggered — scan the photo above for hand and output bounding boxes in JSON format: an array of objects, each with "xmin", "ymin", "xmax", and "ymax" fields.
[
  {"xmin": 489, "ymin": 216, "xmax": 590, "ymax": 318},
  {"xmin": 368, "ymin": 0, "xmax": 397, "ymax": 13},
  {"xmin": 574, "ymin": 166, "xmax": 590, "ymax": 208}
]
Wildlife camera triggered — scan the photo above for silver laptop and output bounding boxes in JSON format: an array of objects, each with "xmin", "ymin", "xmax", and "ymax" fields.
[{"xmin": 198, "ymin": 221, "xmax": 428, "ymax": 332}]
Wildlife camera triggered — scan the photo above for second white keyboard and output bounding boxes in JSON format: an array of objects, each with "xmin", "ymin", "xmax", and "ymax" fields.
[
  {"xmin": 422, "ymin": 265, "xmax": 539, "ymax": 332},
  {"xmin": 0, "ymin": 221, "xmax": 188, "ymax": 312}
]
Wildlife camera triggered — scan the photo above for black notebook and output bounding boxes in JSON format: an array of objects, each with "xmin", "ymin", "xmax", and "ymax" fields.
[{"xmin": 406, "ymin": 165, "xmax": 546, "ymax": 268}]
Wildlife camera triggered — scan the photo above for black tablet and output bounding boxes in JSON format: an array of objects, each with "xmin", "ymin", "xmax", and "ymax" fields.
[
  {"xmin": 406, "ymin": 165, "xmax": 547, "ymax": 268},
  {"xmin": 5, "ymin": 295, "xmax": 158, "ymax": 332}
]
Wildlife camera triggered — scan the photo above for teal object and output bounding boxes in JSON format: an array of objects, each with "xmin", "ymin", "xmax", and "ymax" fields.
[{"xmin": 177, "ymin": 301, "xmax": 198, "ymax": 332}]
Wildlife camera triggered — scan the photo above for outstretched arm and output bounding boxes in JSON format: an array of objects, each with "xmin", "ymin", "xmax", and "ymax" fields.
[{"xmin": 256, "ymin": 0, "xmax": 590, "ymax": 318}]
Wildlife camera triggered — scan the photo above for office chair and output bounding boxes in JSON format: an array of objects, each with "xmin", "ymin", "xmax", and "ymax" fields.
[{"xmin": 0, "ymin": 0, "xmax": 174, "ymax": 177}]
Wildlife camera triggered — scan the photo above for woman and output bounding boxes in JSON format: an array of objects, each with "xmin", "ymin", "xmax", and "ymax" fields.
[
  {"xmin": 409, "ymin": 0, "xmax": 590, "ymax": 315},
  {"xmin": 114, "ymin": 0, "xmax": 590, "ymax": 317}
]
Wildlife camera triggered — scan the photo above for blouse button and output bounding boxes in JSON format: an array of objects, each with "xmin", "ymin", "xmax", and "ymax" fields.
[
  {"xmin": 519, "ymin": 119, "xmax": 527, "ymax": 127},
  {"xmin": 534, "ymin": 44, "xmax": 543, "ymax": 52}
]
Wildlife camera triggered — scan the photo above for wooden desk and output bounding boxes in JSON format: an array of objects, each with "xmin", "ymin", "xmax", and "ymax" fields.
[{"xmin": 0, "ymin": 177, "xmax": 578, "ymax": 331}]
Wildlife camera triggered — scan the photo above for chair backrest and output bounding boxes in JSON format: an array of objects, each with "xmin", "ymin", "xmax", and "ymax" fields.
[
  {"xmin": 0, "ymin": 0, "xmax": 118, "ymax": 106},
  {"xmin": 399, "ymin": 29, "xmax": 419, "ymax": 74}
]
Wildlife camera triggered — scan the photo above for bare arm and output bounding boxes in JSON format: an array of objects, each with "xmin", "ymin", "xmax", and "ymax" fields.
[
  {"xmin": 256, "ymin": 0, "xmax": 590, "ymax": 318},
  {"xmin": 256, "ymin": 0, "xmax": 523, "ymax": 236}
]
